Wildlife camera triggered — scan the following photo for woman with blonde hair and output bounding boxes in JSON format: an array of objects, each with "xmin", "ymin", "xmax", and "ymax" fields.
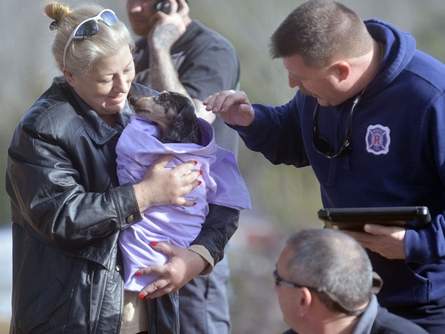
[{"xmin": 6, "ymin": 2, "xmax": 239, "ymax": 333}]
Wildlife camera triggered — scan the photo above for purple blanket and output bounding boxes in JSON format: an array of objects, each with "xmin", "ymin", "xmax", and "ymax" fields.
[{"xmin": 116, "ymin": 116, "xmax": 251, "ymax": 291}]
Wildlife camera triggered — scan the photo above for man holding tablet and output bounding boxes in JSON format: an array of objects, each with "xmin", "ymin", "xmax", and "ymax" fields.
[{"xmin": 204, "ymin": 1, "xmax": 445, "ymax": 333}]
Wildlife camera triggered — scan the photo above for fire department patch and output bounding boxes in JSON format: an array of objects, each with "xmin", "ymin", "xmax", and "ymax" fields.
[{"xmin": 365, "ymin": 124, "xmax": 390, "ymax": 155}]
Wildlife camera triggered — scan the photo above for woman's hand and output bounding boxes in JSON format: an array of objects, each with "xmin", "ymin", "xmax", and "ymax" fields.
[
  {"xmin": 137, "ymin": 241, "xmax": 207, "ymax": 300},
  {"xmin": 133, "ymin": 155, "xmax": 200, "ymax": 212}
]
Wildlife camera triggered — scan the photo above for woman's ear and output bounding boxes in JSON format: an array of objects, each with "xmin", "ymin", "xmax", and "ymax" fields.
[{"xmin": 64, "ymin": 69, "xmax": 76, "ymax": 87}]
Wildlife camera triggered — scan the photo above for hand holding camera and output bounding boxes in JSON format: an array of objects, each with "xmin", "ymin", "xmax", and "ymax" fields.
[
  {"xmin": 150, "ymin": 0, "xmax": 190, "ymax": 51},
  {"xmin": 153, "ymin": 0, "xmax": 172, "ymax": 14}
]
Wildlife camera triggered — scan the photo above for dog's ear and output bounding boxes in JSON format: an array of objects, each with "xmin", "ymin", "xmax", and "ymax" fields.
[
  {"xmin": 179, "ymin": 98, "xmax": 197, "ymax": 118},
  {"xmin": 179, "ymin": 98, "xmax": 201, "ymax": 144}
]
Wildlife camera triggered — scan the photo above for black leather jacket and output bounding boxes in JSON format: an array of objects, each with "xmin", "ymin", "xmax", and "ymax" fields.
[{"xmin": 6, "ymin": 78, "xmax": 239, "ymax": 333}]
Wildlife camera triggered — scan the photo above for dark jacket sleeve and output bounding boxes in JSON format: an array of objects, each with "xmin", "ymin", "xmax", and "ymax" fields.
[
  {"xmin": 6, "ymin": 123, "xmax": 141, "ymax": 250},
  {"xmin": 191, "ymin": 204, "xmax": 239, "ymax": 264},
  {"xmin": 234, "ymin": 94, "xmax": 309, "ymax": 167},
  {"xmin": 404, "ymin": 96, "xmax": 445, "ymax": 265}
]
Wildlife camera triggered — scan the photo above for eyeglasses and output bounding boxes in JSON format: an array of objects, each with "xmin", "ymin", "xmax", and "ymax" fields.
[
  {"xmin": 62, "ymin": 9, "xmax": 119, "ymax": 69},
  {"xmin": 273, "ymin": 268, "xmax": 366, "ymax": 315},
  {"xmin": 273, "ymin": 269, "xmax": 305, "ymax": 289},
  {"xmin": 312, "ymin": 93, "xmax": 363, "ymax": 159}
]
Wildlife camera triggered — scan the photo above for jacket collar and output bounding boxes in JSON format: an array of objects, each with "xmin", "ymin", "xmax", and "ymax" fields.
[
  {"xmin": 364, "ymin": 19, "xmax": 416, "ymax": 99},
  {"xmin": 352, "ymin": 295, "xmax": 378, "ymax": 334},
  {"xmin": 54, "ymin": 77, "xmax": 131, "ymax": 145}
]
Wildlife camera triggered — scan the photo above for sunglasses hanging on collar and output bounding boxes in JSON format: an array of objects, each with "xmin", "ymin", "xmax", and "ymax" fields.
[{"xmin": 312, "ymin": 90, "xmax": 364, "ymax": 159}]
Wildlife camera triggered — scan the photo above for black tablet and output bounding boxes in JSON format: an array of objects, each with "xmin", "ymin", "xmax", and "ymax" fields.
[{"xmin": 318, "ymin": 206, "xmax": 431, "ymax": 231}]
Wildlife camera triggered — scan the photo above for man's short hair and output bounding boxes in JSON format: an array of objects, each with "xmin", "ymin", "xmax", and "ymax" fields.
[
  {"xmin": 270, "ymin": 0, "xmax": 373, "ymax": 67},
  {"xmin": 285, "ymin": 229, "xmax": 373, "ymax": 314}
]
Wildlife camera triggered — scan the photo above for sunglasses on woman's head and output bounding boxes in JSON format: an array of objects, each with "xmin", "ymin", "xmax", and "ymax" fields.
[{"xmin": 62, "ymin": 9, "xmax": 119, "ymax": 69}]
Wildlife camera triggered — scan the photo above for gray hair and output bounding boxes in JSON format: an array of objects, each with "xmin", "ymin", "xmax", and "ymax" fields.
[
  {"xmin": 45, "ymin": 2, "xmax": 133, "ymax": 74},
  {"xmin": 270, "ymin": 0, "xmax": 373, "ymax": 67},
  {"xmin": 285, "ymin": 229, "xmax": 373, "ymax": 313}
]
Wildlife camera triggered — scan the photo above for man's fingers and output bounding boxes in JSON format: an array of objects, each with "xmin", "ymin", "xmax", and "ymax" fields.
[
  {"xmin": 239, "ymin": 103, "xmax": 254, "ymax": 114},
  {"xmin": 212, "ymin": 90, "xmax": 236, "ymax": 112},
  {"xmin": 220, "ymin": 91, "xmax": 249, "ymax": 112},
  {"xmin": 204, "ymin": 90, "xmax": 235, "ymax": 112},
  {"xmin": 364, "ymin": 224, "xmax": 404, "ymax": 235},
  {"xmin": 343, "ymin": 231, "xmax": 373, "ymax": 246},
  {"xmin": 203, "ymin": 95, "xmax": 214, "ymax": 108}
]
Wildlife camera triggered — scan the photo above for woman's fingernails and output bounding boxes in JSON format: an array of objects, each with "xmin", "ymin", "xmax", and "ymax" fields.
[
  {"xmin": 198, "ymin": 180, "xmax": 202, "ymax": 186},
  {"xmin": 138, "ymin": 291, "xmax": 147, "ymax": 300},
  {"xmin": 192, "ymin": 160, "xmax": 198, "ymax": 165},
  {"xmin": 150, "ymin": 241, "xmax": 158, "ymax": 247},
  {"xmin": 135, "ymin": 270, "xmax": 142, "ymax": 277}
]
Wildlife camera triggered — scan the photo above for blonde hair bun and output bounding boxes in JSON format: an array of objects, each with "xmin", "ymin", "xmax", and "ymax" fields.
[{"xmin": 45, "ymin": 2, "xmax": 72, "ymax": 30}]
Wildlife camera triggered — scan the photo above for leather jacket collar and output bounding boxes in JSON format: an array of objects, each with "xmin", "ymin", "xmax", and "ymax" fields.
[{"xmin": 53, "ymin": 76, "xmax": 131, "ymax": 145}]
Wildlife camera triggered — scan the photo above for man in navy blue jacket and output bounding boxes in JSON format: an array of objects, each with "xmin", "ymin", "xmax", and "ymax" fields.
[{"xmin": 205, "ymin": 1, "xmax": 445, "ymax": 333}]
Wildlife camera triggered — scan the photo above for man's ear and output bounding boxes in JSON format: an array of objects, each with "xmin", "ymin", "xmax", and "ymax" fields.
[
  {"xmin": 329, "ymin": 61, "xmax": 350, "ymax": 82},
  {"xmin": 297, "ymin": 287, "xmax": 313, "ymax": 317},
  {"xmin": 64, "ymin": 69, "xmax": 76, "ymax": 87}
]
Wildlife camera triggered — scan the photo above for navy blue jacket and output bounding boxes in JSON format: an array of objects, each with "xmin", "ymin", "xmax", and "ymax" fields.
[{"xmin": 236, "ymin": 20, "xmax": 445, "ymax": 314}]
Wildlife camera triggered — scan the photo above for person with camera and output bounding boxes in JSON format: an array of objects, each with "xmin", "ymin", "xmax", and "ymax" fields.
[
  {"xmin": 276, "ymin": 229, "xmax": 427, "ymax": 334},
  {"xmin": 204, "ymin": 1, "xmax": 445, "ymax": 333},
  {"xmin": 126, "ymin": 1, "xmax": 241, "ymax": 333}
]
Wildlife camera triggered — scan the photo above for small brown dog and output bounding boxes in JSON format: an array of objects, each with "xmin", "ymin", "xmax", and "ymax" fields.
[{"xmin": 129, "ymin": 91, "xmax": 201, "ymax": 144}]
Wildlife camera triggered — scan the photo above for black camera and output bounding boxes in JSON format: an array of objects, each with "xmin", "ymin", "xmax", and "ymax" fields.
[
  {"xmin": 153, "ymin": 0, "xmax": 172, "ymax": 14},
  {"xmin": 153, "ymin": 0, "xmax": 188, "ymax": 14}
]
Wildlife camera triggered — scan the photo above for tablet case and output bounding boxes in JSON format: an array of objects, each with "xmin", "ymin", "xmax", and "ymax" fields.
[{"xmin": 318, "ymin": 206, "xmax": 431, "ymax": 230}]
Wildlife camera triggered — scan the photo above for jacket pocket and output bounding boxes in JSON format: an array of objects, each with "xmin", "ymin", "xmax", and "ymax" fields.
[{"xmin": 371, "ymin": 254, "xmax": 431, "ymax": 307}]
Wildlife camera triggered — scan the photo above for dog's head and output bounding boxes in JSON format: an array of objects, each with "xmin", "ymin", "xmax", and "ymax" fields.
[{"xmin": 129, "ymin": 91, "xmax": 201, "ymax": 144}]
